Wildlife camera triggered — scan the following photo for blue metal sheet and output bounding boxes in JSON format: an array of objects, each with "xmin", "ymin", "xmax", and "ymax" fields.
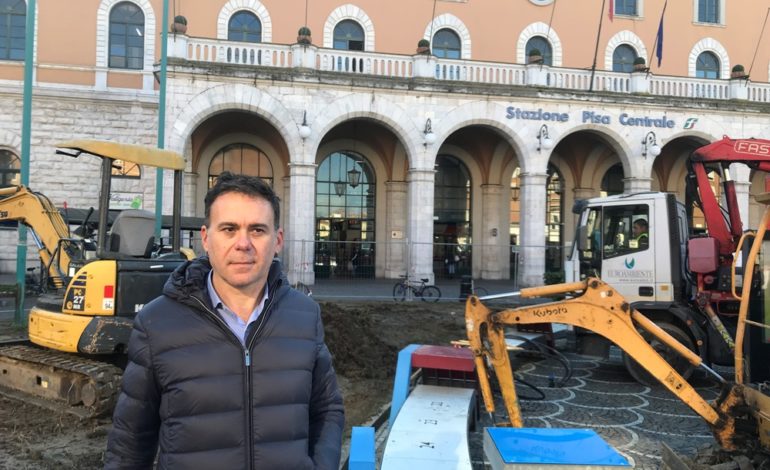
[{"xmin": 486, "ymin": 428, "xmax": 630, "ymax": 466}]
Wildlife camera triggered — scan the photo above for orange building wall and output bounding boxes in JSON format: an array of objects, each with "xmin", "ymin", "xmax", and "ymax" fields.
[{"xmin": 4, "ymin": 0, "xmax": 770, "ymax": 83}]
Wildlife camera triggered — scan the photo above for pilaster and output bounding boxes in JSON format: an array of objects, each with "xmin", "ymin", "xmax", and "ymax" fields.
[
  {"xmin": 480, "ymin": 184, "xmax": 505, "ymax": 279},
  {"xmin": 407, "ymin": 168, "xmax": 435, "ymax": 283},
  {"xmin": 385, "ymin": 181, "xmax": 408, "ymax": 278},
  {"xmin": 519, "ymin": 172, "xmax": 548, "ymax": 287},
  {"xmin": 286, "ymin": 162, "xmax": 317, "ymax": 285}
]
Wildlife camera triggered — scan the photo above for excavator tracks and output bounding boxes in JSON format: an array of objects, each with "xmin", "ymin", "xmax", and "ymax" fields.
[{"xmin": 0, "ymin": 344, "xmax": 122, "ymax": 418}]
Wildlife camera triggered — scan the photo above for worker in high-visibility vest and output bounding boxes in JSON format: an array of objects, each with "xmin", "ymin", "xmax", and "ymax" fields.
[{"xmin": 632, "ymin": 218, "xmax": 649, "ymax": 249}]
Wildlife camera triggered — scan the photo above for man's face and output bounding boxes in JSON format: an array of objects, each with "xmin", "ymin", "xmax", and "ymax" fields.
[
  {"xmin": 201, "ymin": 191, "xmax": 283, "ymax": 295},
  {"xmin": 633, "ymin": 223, "xmax": 645, "ymax": 237}
]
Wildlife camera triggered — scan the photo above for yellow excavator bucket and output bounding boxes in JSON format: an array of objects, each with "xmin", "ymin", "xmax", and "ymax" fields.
[{"xmin": 55, "ymin": 140, "xmax": 185, "ymax": 171}]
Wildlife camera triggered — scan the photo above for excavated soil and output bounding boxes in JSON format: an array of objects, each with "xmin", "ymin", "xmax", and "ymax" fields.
[{"xmin": 0, "ymin": 300, "xmax": 466, "ymax": 469}]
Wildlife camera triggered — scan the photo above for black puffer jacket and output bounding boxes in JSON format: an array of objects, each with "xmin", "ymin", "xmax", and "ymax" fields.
[{"xmin": 104, "ymin": 257, "xmax": 344, "ymax": 469}]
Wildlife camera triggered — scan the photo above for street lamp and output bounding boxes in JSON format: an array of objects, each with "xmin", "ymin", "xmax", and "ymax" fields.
[{"xmin": 641, "ymin": 131, "xmax": 661, "ymax": 158}]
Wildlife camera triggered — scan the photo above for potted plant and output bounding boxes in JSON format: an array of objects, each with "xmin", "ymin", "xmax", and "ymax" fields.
[
  {"xmin": 170, "ymin": 15, "xmax": 187, "ymax": 34},
  {"xmin": 527, "ymin": 48, "xmax": 543, "ymax": 64},
  {"xmin": 633, "ymin": 56, "xmax": 647, "ymax": 72},
  {"xmin": 416, "ymin": 39, "xmax": 431, "ymax": 55},
  {"xmin": 731, "ymin": 64, "xmax": 748, "ymax": 79},
  {"xmin": 297, "ymin": 26, "xmax": 312, "ymax": 45}
]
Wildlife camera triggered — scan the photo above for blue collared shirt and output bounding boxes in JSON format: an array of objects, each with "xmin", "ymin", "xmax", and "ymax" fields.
[{"xmin": 207, "ymin": 272, "xmax": 269, "ymax": 346}]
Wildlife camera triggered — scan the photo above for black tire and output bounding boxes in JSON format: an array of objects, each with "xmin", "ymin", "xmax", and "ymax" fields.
[
  {"xmin": 622, "ymin": 321, "xmax": 696, "ymax": 386},
  {"xmin": 474, "ymin": 287, "xmax": 489, "ymax": 297},
  {"xmin": 420, "ymin": 286, "xmax": 441, "ymax": 302},
  {"xmin": 393, "ymin": 283, "xmax": 407, "ymax": 301}
]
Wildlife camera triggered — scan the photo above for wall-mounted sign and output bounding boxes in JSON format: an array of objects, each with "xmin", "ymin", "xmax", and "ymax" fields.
[
  {"xmin": 110, "ymin": 192, "xmax": 143, "ymax": 210},
  {"xmin": 506, "ymin": 106, "xmax": 569, "ymax": 122}
]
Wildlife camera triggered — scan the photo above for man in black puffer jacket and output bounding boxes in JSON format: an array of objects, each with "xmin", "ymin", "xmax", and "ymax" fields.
[{"xmin": 105, "ymin": 173, "xmax": 344, "ymax": 469}]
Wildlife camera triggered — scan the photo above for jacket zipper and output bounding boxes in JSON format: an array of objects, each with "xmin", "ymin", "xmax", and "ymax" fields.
[{"xmin": 190, "ymin": 277, "xmax": 281, "ymax": 470}]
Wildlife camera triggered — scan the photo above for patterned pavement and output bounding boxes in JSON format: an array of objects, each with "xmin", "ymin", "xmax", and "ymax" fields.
[{"xmin": 469, "ymin": 350, "xmax": 724, "ymax": 469}]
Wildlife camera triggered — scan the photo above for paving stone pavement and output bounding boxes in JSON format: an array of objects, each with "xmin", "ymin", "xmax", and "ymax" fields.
[{"xmin": 468, "ymin": 350, "xmax": 724, "ymax": 469}]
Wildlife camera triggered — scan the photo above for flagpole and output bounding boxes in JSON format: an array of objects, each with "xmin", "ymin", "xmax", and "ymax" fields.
[
  {"xmin": 647, "ymin": 0, "xmax": 667, "ymax": 72},
  {"xmin": 589, "ymin": 0, "xmax": 607, "ymax": 92}
]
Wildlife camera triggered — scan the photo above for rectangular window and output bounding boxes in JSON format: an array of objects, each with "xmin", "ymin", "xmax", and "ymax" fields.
[
  {"xmin": 698, "ymin": 0, "xmax": 719, "ymax": 23},
  {"xmin": 616, "ymin": 0, "xmax": 638, "ymax": 16}
]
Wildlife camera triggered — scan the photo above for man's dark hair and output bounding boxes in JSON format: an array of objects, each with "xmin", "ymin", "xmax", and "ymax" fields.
[
  {"xmin": 634, "ymin": 218, "xmax": 648, "ymax": 231},
  {"xmin": 204, "ymin": 172, "xmax": 280, "ymax": 229}
]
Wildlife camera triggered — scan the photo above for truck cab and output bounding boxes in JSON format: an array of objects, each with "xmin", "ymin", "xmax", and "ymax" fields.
[{"xmin": 567, "ymin": 192, "xmax": 689, "ymax": 305}]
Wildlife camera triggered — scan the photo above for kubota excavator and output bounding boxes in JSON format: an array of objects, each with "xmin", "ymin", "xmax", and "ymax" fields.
[
  {"xmin": 0, "ymin": 140, "xmax": 193, "ymax": 416},
  {"xmin": 566, "ymin": 136, "xmax": 770, "ymax": 385},
  {"xmin": 465, "ymin": 189, "xmax": 770, "ymax": 453}
]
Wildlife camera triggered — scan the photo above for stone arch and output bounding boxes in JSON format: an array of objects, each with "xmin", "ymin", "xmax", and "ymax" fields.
[
  {"xmin": 323, "ymin": 4, "xmax": 375, "ymax": 51},
  {"xmin": 604, "ymin": 30, "xmax": 648, "ymax": 70},
  {"xmin": 423, "ymin": 14, "xmax": 472, "ymax": 60},
  {"xmin": 557, "ymin": 125, "xmax": 635, "ymax": 180},
  {"xmin": 217, "ymin": 0, "xmax": 273, "ymax": 42},
  {"xmin": 303, "ymin": 95, "xmax": 417, "ymax": 169},
  {"xmin": 427, "ymin": 102, "xmax": 529, "ymax": 172},
  {"xmin": 96, "ymin": 0, "xmax": 155, "ymax": 70},
  {"xmin": 0, "ymin": 130, "xmax": 22, "ymax": 154},
  {"xmin": 689, "ymin": 38, "xmax": 730, "ymax": 78},
  {"xmin": 517, "ymin": 22, "xmax": 563, "ymax": 66},
  {"xmin": 167, "ymin": 84, "xmax": 300, "ymax": 169}
]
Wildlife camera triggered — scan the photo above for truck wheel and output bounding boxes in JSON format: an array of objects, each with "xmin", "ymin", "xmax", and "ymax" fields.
[{"xmin": 622, "ymin": 322, "xmax": 696, "ymax": 387}]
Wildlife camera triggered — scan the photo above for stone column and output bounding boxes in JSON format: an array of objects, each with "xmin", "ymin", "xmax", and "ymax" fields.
[
  {"xmin": 526, "ymin": 63, "xmax": 549, "ymax": 87},
  {"xmin": 286, "ymin": 162, "xmax": 316, "ymax": 285},
  {"xmin": 291, "ymin": 44, "xmax": 318, "ymax": 69},
  {"xmin": 480, "ymin": 184, "xmax": 505, "ymax": 279},
  {"xmin": 407, "ymin": 168, "xmax": 435, "ymax": 283},
  {"xmin": 385, "ymin": 181, "xmax": 408, "ymax": 278},
  {"xmin": 573, "ymin": 187, "xmax": 597, "ymax": 201},
  {"xmin": 729, "ymin": 78, "xmax": 749, "ymax": 100},
  {"xmin": 412, "ymin": 54, "xmax": 438, "ymax": 78},
  {"xmin": 519, "ymin": 172, "xmax": 548, "ymax": 287},
  {"xmin": 629, "ymin": 70, "xmax": 650, "ymax": 94},
  {"xmin": 623, "ymin": 176, "xmax": 653, "ymax": 193},
  {"xmin": 734, "ymin": 180, "xmax": 751, "ymax": 229}
]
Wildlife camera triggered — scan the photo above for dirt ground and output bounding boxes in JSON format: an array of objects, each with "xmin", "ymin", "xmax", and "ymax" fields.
[{"xmin": 0, "ymin": 300, "xmax": 467, "ymax": 469}]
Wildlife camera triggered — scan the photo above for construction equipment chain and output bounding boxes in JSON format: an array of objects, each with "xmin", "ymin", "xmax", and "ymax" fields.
[{"xmin": 0, "ymin": 344, "xmax": 122, "ymax": 418}]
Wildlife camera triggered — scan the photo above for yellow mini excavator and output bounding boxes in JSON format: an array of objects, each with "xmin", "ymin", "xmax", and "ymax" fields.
[
  {"xmin": 466, "ymin": 193, "xmax": 770, "ymax": 453},
  {"xmin": 0, "ymin": 140, "xmax": 193, "ymax": 417}
]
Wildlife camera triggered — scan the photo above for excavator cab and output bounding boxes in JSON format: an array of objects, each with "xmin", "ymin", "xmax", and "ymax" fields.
[{"xmin": 0, "ymin": 140, "xmax": 193, "ymax": 416}]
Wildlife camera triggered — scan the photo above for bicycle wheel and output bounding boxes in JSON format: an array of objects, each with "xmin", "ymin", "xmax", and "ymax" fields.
[
  {"xmin": 420, "ymin": 285, "xmax": 441, "ymax": 302},
  {"xmin": 393, "ymin": 282, "xmax": 407, "ymax": 301},
  {"xmin": 474, "ymin": 287, "xmax": 489, "ymax": 297},
  {"xmin": 292, "ymin": 282, "xmax": 312, "ymax": 296}
]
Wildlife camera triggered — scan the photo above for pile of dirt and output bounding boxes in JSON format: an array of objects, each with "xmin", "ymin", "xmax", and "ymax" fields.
[{"xmin": 0, "ymin": 300, "xmax": 467, "ymax": 469}]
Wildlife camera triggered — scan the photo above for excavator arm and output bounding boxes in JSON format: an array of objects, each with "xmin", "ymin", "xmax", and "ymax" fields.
[
  {"xmin": 465, "ymin": 278, "xmax": 749, "ymax": 450},
  {"xmin": 0, "ymin": 185, "xmax": 80, "ymax": 286}
]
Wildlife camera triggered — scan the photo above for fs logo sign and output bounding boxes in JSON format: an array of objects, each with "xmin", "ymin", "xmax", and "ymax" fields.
[
  {"xmin": 683, "ymin": 118, "xmax": 698, "ymax": 129},
  {"xmin": 624, "ymin": 258, "xmax": 636, "ymax": 269}
]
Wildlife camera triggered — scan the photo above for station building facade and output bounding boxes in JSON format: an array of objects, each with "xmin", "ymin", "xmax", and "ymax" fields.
[{"xmin": 1, "ymin": 0, "xmax": 770, "ymax": 287}]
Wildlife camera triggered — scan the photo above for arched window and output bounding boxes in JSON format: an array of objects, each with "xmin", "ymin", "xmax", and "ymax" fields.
[
  {"xmin": 0, "ymin": 149, "xmax": 20, "ymax": 187},
  {"xmin": 434, "ymin": 155, "xmax": 472, "ymax": 279},
  {"xmin": 526, "ymin": 36, "xmax": 553, "ymax": 66},
  {"xmin": 315, "ymin": 151, "xmax": 375, "ymax": 279},
  {"xmin": 109, "ymin": 1, "xmax": 144, "ymax": 69},
  {"xmin": 432, "ymin": 28, "xmax": 461, "ymax": 59},
  {"xmin": 601, "ymin": 163, "xmax": 624, "ymax": 196},
  {"xmin": 696, "ymin": 51, "xmax": 720, "ymax": 79},
  {"xmin": 545, "ymin": 164, "xmax": 564, "ymax": 280},
  {"xmin": 333, "ymin": 20, "xmax": 364, "ymax": 51},
  {"xmin": 208, "ymin": 143, "xmax": 273, "ymax": 189},
  {"xmin": 612, "ymin": 45, "xmax": 637, "ymax": 73},
  {"xmin": 0, "ymin": 0, "xmax": 25, "ymax": 61},
  {"xmin": 228, "ymin": 10, "xmax": 262, "ymax": 43}
]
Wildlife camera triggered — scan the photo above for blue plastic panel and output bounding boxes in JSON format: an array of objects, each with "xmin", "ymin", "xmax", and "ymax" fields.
[{"xmin": 486, "ymin": 428, "xmax": 630, "ymax": 466}]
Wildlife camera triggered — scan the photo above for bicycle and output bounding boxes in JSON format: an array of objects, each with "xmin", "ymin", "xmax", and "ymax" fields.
[
  {"xmin": 393, "ymin": 276, "xmax": 441, "ymax": 302},
  {"xmin": 291, "ymin": 281, "xmax": 313, "ymax": 297}
]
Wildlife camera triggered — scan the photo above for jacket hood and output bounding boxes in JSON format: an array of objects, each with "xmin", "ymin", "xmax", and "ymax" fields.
[{"xmin": 163, "ymin": 256, "xmax": 287, "ymax": 308}]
